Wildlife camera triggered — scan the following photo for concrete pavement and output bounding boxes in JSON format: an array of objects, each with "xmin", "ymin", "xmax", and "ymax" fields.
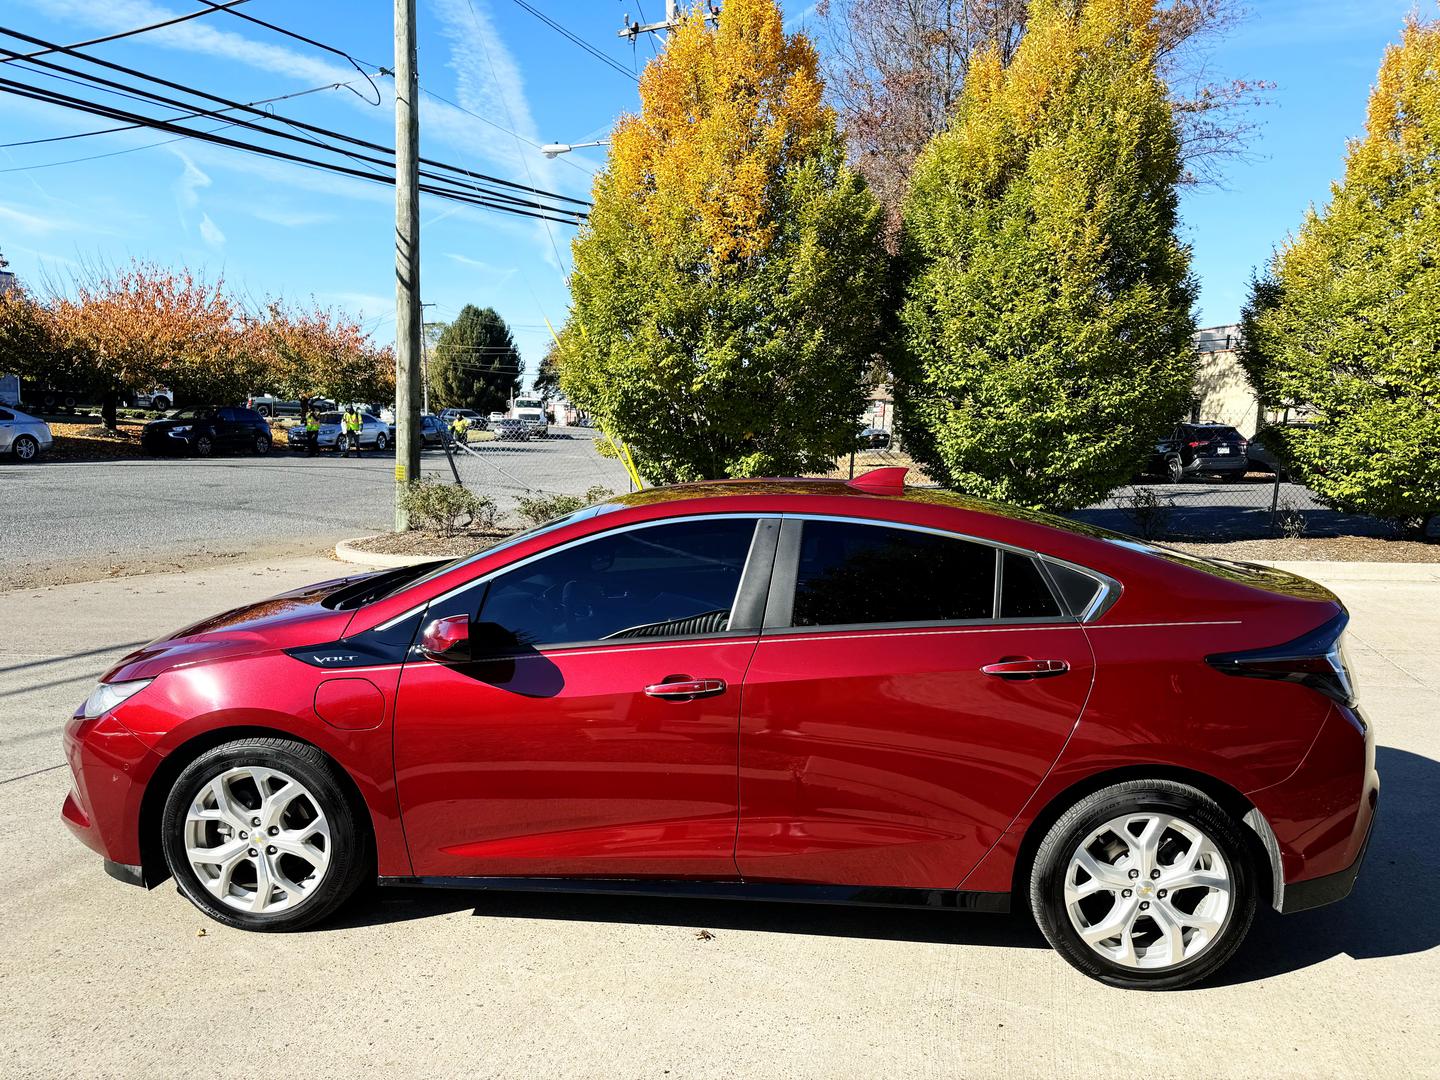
[{"xmin": 1, "ymin": 557, "xmax": 1437, "ymax": 1078}]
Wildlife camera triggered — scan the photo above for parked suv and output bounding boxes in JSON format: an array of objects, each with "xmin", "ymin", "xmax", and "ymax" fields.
[
  {"xmin": 1151, "ymin": 423, "xmax": 1249, "ymax": 482},
  {"xmin": 141, "ymin": 406, "xmax": 272, "ymax": 457}
]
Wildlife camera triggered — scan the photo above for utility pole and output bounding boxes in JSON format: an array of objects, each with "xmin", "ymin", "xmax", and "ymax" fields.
[
  {"xmin": 618, "ymin": 0, "xmax": 717, "ymax": 40},
  {"xmin": 393, "ymin": 0, "xmax": 422, "ymax": 531}
]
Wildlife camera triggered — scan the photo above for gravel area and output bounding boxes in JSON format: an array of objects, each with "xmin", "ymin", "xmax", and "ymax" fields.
[{"xmin": 347, "ymin": 529, "xmax": 516, "ymax": 558}]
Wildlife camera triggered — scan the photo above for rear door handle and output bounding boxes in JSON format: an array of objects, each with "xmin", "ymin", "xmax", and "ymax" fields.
[
  {"xmin": 644, "ymin": 678, "xmax": 727, "ymax": 700},
  {"xmin": 981, "ymin": 659, "xmax": 1070, "ymax": 680}
]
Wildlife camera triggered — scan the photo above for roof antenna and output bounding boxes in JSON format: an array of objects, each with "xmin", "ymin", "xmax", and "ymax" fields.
[{"xmin": 846, "ymin": 467, "xmax": 908, "ymax": 495}]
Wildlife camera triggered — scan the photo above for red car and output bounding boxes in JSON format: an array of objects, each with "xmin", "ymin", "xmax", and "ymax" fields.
[{"xmin": 62, "ymin": 469, "xmax": 1376, "ymax": 990}]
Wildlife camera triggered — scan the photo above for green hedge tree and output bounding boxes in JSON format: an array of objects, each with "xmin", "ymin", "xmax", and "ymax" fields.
[
  {"xmin": 1240, "ymin": 17, "xmax": 1440, "ymax": 528},
  {"xmin": 430, "ymin": 305, "xmax": 521, "ymax": 415},
  {"xmin": 896, "ymin": 0, "xmax": 1196, "ymax": 510},
  {"xmin": 559, "ymin": 0, "xmax": 887, "ymax": 483}
]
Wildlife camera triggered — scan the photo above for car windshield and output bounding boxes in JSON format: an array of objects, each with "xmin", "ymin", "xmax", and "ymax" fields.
[
  {"xmin": 1187, "ymin": 426, "xmax": 1242, "ymax": 441},
  {"xmin": 167, "ymin": 407, "xmax": 208, "ymax": 419},
  {"xmin": 319, "ymin": 412, "xmax": 341, "ymax": 423},
  {"xmin": 377, "ymin": 502, "xmax": 623, "ymax": 601}
]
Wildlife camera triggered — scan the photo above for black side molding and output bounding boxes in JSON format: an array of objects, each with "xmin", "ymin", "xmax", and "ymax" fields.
[{"xmin": 376, "ymin": 875, "xmax": 1011, "ymax": 914}]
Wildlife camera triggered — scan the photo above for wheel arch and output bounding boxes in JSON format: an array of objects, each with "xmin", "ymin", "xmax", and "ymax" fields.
[
  {"xmin": 136, "ymin": 725, "xmax": 376, "ymax": 889},
  {"xmin": 1008, "ymin": 764, "xmax": 1277, "ymax": 910}
]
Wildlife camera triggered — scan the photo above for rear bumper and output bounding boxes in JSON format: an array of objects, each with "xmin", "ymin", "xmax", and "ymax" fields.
[
  {"xmin": 1185, "ymin": 456, "xmax": 1248, "ymax": 475},
  {"xmin": 1280, "ymin": 798, "xmax": 1375, "ymax": 913}
]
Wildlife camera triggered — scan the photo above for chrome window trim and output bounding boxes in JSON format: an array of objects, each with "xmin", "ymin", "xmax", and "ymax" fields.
[
  {"xmin": 375, "ymin": 512, "xmax": 779, "ymax": 637},
  {"xmin": 768, "ymin": 512, "xmax": 1120, "ymax": 629}
]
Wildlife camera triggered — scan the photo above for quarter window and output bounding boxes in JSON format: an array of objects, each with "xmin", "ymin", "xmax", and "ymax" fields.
[
  {"xmin": 790, "ymin": 521, "xmax": 996, "ymax": 627},
  {"xmin": 475, "ymin": 518, "xmax": 758, "ymax": 646},
  {"xmin": 999, "ymin": 551, "xmax": 1062, "ymax": 619}
]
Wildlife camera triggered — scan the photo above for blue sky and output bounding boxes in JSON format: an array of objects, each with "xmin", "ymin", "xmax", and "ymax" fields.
[{"xmin": 0, "ymin": 0, "xmax": 1426, "ymax": 382}]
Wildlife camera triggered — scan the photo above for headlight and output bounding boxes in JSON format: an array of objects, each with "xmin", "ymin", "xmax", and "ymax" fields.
[
  {"xmin": 169, "ymin": 425, "xmax": 191, "ymax": 435},
  {"xmin": 81, "ymin": 679, "xmax": 154, "ymax": 719}
]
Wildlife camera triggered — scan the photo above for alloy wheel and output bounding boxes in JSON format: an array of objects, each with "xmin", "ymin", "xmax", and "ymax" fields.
[
  {"xmin": 1063, "ymin": 811, "xmax": 1232, "ymax": 970},
  {"xmin": 183, "ymin": 765, "xmax": 332, "ymax": 915},
  {"xmin": 14, "ymin": 435, "xmax": 38, "ymax": 461}
]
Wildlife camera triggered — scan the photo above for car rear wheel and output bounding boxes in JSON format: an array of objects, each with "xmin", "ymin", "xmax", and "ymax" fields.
[
  {"xmin": 1029, "ymin": 780, "xmax": 1256, "ymax": 990},
  {"xmin": 11, "ymin": 434, "xmax": 40, "ymax": 462},
  {"xmin": 374, "ymin": 432, "xmax": 388, "ymax": 451},
  {"xmin": 1165, "ymin": 457, "xmax": 1185, "ymax": 484},
  {"xmin": 161, "ymin": 737, "xmax": 369, "ymax": 931},
  {"xmin": 193, "ymin": 434, "xmax": 214, "ymax": 457},
  {"xmin": 254, "ymin": 434, "xmax": 271, "ymax": 455}
]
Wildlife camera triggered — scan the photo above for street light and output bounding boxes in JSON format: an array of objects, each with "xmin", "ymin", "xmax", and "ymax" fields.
[{"xmin": 540, "ymin": 139, "xmax": 609, "ymax": 158}]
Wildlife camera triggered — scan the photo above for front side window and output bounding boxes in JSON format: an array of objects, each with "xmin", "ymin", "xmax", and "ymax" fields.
[
  {"xmin": 476, "ymin": 518, "xmax": 758, "ymax": 646},
  {"xmin": 791, "ymin": 521, "xmax": 996, "ymax": 627}
]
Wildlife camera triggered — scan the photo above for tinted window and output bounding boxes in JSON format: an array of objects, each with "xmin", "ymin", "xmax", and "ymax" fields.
[
  {"xmin": 477, "ymin": 519, "xmax": 757, "ymax": 646},
  {"xmin": 1000, "ymin": 552, "xmax": 1061, "ymax": 619},
  {"xmin": 791, "ymin": 521, "xmax": 995, "ymax": 627},
  {"xmin": 0, "ymin": 409, "xmax": 12, "ymax": 421},
  {"xmin": 218, "ymin": 407, "xmax": 241, "ymax": 421},
  {"xmin": 1047, "ymin": 562, "xmax": 1103, "ymax": 616}
]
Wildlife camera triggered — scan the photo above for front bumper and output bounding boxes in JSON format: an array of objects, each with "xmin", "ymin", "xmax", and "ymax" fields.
[{"xmin": 61, "ymin": 712, "xmax": 161, "ymax": 876}]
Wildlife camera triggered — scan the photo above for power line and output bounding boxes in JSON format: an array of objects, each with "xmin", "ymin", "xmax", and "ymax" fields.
[
  {"xmin": 0, "ymin": 1, "xmax": 251, "ymax": 64},
  {"xmin": 0, "ymin": 77, "xmax": 585, "ymax": 224},
  {"xmin": 0, "ymin": 26, "xmax": 590, "ymax": 211},
  {"xmin": 506, "ymin": 0, "xmax": 639, "ymax": 83},
  {"xmin": 192, "ymin": 0, "xmax": 380, "ymax": 105}
]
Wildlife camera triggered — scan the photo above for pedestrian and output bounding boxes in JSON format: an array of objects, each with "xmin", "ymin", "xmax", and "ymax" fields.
[
  {"xmin": 303, "ymin": 412, "xmax": 320, "ymax": 456},
  {"xmin": 451, "ymin": 413, "xmax": 469, "ymax": 447},
  {"xmin": 342, "ymin": 406, "xmax": 363, "ymax": 458}
]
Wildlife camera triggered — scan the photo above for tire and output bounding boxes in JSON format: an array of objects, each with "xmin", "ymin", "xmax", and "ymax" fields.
[
  {"xmin": 374, "ymin": 432, "xmax": 388, "ymax": 452},
  {"xmin": 1029, "ymin": 779, "xmax": 1256, "ymax": 991},
  {"xmin": 160, "ymin": 736, "xmax": 369, "ymax": 931},
  {"xmin": 152, "ymin": 396, "xmax": 170, "ymax": 411},
  {"xmin": 1165, "ymin": 457, "xmax": 1185, "ymax": 484},
  {"xmin": 254, "ymin": 434, "xmax": 272, "ymax": 456},
  {"xmin": 11, "ymin": 434, "xmax": 40, "ymax": 462},
  {"xmin": 193, "ymin": 434, "xmax": 214, "ymax": 457}
]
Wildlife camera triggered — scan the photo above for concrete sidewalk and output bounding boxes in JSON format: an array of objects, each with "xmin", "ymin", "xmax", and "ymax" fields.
[{"xmin": 1, "ymin": 557, "xmax": 1437, "ymax": 1078}]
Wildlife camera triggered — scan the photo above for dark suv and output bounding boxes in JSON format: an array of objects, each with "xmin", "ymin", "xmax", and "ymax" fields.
[
  {"xmin": 1151, "ymin": 422, "xmax": 1249, "ymax": 482},
  {"xmin": 141, "ymin": 406, "xmax": 272, "ymax": 457}
]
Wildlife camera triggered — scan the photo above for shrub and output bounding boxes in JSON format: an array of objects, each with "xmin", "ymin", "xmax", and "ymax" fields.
[
  {"xmin": 515, "ymin": 486, "xmax": 614, "ymax": 528},
  {"xmin": 399, "ymin": 479, "xmax": 496, "ymax": 537}
]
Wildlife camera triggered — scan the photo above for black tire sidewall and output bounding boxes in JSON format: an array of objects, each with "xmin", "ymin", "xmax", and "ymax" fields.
[
  {"xmin": 255, "ymin": 434, "xmax": 271, "ymax": 455},
  {"xmin": 160, "ymin": 737, "xmax": 366, "ymax": 932},
  {"xmin": 1030, "ymin": 781, "xmax": 1257, "ymax": 991},
  {"xmin": 13, "ymin": 435, "xmax": 39, "ymax": 462}
]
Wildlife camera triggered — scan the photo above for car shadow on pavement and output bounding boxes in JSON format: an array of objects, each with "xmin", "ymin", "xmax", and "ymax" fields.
[
  {"xmin": 333, "ymin": 884, "xmax": 1049, "ymax": 949},
  {"xmin": 1214, "ymin": 744, "xmax": 1438, "ymax": 987}
]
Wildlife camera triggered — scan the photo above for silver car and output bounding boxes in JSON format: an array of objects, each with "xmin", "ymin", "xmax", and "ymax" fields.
[
  {"xmin": 0, "ymin": 406, "xmax": 54, "ymax": 462},
  {"xmin": 315, "ymin": 411, "xmax": 393, "ymax": 451}
]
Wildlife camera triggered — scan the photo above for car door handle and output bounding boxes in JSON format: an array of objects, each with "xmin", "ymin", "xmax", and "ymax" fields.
[
  {"xmin": 981, "ymin": 659, "xmax": 1070, "ymax": 680},
  {"xmin": 644, "ymin": 678, "xmax": 727, "ymax": 700}
]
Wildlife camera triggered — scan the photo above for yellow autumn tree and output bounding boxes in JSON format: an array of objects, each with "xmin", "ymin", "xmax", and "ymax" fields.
[{"xmin": 561, "ymin": 0, "xmax": 886, "ymax": 482}]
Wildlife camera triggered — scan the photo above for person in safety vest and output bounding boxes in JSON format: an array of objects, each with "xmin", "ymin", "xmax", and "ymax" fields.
[
  {"xmin": 303, "ymin": 413, "xmax": 320, "ymax": 456},
  {"xmin": 342, "ymin": 406, "xmax": 363, "ymax": 458},
  {"xmin": 451, "ymin": 413, "xmax": 469, "ymax": 446}
]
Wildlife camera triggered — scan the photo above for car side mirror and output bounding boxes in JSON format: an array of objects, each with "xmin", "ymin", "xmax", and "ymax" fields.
[{"xmin": 419, "ymin": 615, "xmax": 470, "ymax": 662}]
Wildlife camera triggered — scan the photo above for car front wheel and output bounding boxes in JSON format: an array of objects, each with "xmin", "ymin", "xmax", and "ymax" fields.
[
  {"xmin": 161, "ymin": 737, "xmax": 369, "ymax": 931},
  {"xmin": 254, "ymin": 434, "xmax": 271, "ymax": 455},
  {"xmin": 1029, "ymin": 780, "xmax": 1256, "ymax": 990},
  {"xmin": 193, "ymin": 434, "xmax": 214, "ymax": 457},
  {"xmin": 11, "ymin": 434, "xmax": 40, "ymax": 462},
  {"xmin": 374, "ymin": 432, "xmax": 388, "ymax": 451}
]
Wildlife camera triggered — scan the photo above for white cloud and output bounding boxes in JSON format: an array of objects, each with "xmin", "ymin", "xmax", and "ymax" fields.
[
  {"xmin": 171, "ymin": 149, "xmax": 211, "ymax": 210},
  {"xmin": 0, "ymin": 204, "xmax": 65, "ymax": 234},
  {"xmin": 199, "ymin": 213, "xmax": 225, "ymax": 247},
  {"xmin": 250, "ymin": 207, "xmax": 339, "ymax": 228}
]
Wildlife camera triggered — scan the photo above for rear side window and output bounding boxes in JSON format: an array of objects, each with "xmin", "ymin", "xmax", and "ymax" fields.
[
  {"xmin": 999, "ymin": 551, "xmax": 1061, "ymax": 619},
  {"xmin": 1046, "ymin": 562, "xmax": 1103, "ymax": 616},
  {"xmin": 218, "ymin": 407, "xmax": 240, "ymax": 421},
  {"xmin": 477, "ymin": 518, "xmax": 758, "ymax": 645},
  {"xmin": 791, "ymin": 521, "xmax": 995, "ymax": 627}
]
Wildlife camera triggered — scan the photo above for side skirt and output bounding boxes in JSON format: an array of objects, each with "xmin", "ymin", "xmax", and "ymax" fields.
[{"xmin": 376, "ymin": 875, "xmax": 1011, "ymax": 914}]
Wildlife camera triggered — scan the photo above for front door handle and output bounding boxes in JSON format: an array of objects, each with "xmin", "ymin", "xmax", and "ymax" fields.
[
  {"xmin": 981, "ymin": 659, "xmax": 1070, "ymax": 680},
  {"xmin": 644, "ymin": 677, "xmax": 727, "ymax": 700}
]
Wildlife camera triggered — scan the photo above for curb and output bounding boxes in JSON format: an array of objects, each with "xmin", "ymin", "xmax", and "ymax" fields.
[{"xmin": 334, "ymin": 537, "xmax": 441, "ymax": 568}]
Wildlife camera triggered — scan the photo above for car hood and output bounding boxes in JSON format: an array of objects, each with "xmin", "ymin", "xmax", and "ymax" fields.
[{"xmin": 102, "ymin": 572, "xmax": 375, "ymax": 682}]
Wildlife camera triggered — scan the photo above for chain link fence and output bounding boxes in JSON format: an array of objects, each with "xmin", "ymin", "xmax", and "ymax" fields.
[{"xmin": 433, "ymin": 424, "xmax": 635, "ymax": 526}]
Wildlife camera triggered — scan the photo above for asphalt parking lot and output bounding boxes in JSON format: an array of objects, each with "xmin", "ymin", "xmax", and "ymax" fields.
[
  {"xmin": 0, "ymin": 428, "xmax": 633, "ymax": 588},
  {"xmin": 1, "ymin": 558, "xmax": 1436, "ymax": 1078}
]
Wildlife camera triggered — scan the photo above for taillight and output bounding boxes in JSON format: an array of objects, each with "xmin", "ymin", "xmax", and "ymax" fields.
[
  {"xmin": 1206, "ymin": 611, "xmax": 1357, "ymax": 706},
  {"xmin": 1187, "ymin": 440, "xmax": 1207, "ymax": 448}
]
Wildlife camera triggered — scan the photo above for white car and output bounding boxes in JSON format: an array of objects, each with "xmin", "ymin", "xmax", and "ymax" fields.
[
  {"xmin": 314, "ymin": 411, "xmax": 393, "ymax": 451},
  {"xmin": 126, "ymin": 386, "xmax": 172, "ymax": 410},
  {"xmin": 0, "ymin": 405, "xmax": 54, "ymax": 462}
]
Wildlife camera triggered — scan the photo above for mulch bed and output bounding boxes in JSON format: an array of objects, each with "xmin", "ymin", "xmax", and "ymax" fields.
[
  {"xmin": 46, "ymin": 421, "xmax": 150, "ymax": 461},
  {"xmin": 1171, "ymin": 536, "xmax": 1440, "ymax": 563},
  {"xmin": 346, "ymin": 529, "xmax": 517, "ymax": 559}
]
